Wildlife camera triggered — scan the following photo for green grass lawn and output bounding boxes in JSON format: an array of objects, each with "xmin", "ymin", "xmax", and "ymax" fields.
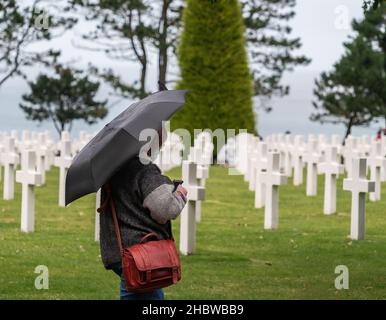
[{"xmin": 1, "ymin": 165, "xmax": 386, "ymax": 300}]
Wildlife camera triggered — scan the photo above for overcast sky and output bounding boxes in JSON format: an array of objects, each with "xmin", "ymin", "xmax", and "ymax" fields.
[{"xmin": 1, "ymin": 0, "xmax": 376, "ymax": 140}]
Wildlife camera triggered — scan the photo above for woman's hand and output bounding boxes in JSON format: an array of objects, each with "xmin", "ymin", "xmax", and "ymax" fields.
[{"xmin": 176, "ymin": 185, "xmax": 188, "ymax": 201}]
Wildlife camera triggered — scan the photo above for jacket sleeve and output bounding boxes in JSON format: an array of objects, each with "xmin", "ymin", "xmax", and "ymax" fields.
[{"xmin": 138, "ymin": 164, "xmax": 187, "ymax": 224}]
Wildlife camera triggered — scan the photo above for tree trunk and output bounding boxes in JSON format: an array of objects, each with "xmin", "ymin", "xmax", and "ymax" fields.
[
  {"xmin": 140, "ymin": 61, "xmax": 147, "ymax": 98},
  {"xmin": 343, "ymin": 116, "xmax": 355, "ymax": 145},
  {"xmin": 158, "ymin": 0, "xmax": 169, "ymax": 90}
]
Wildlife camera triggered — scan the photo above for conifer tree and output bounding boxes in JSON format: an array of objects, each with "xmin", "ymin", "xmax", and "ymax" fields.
[{"xmin": 172, "ymin": 0, "xmax": 255, "ymax": 142}]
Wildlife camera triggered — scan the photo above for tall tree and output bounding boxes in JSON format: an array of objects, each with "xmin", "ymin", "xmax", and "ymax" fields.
[
  {"xmin": 0, "ymin": 0, "xmax": 76, "ymax": 87},
  {"xmin": 20, "ymin": 64, "xmax": 108, "ymax": 135},
  {"xmin": 72, "ymin": 0, "xmax": 307, "ymax": 112},
  {"xmin": 311, "ymin": 36, "xmax": 380, "ymax": 140},
  {"xmin": 353, "ymin": 3, "xmax": 386, "ymax": 125},
  {"xmin": 172, "ymin": 0, "xmax": 255, "ymax": 143},
  {"xmin": 312, "ymin": 4, "xmax": 385, "ymax": 139},
  {"xmin": 71, "ymin": 0, "xmax": 183, "ymax": 99},
  {"xmin": 241, "ymin": 0, "xmax": 310, "ymax": 111}
]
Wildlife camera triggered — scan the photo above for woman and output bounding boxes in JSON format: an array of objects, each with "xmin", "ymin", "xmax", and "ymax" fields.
[{"xmin": 99, "ymin": 131, "xmax": 187, "ymax": 300}]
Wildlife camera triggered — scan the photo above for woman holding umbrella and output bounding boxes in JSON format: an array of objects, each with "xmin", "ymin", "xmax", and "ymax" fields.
[
  {"xmin": 65, "ymin": 89, "xmax": 189, "ymax": 300},
  {"xmin": 99, "ymin": 126, "xmax": 187, "ymax": 300}
]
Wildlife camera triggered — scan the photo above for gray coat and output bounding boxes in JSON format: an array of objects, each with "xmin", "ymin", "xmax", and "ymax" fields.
[{"xmin": 99, "ymin": 156, "xmax": 186, "ymax": 269}]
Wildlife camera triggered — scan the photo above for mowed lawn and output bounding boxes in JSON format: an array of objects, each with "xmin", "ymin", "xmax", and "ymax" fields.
[{"xmin": 1, "ymin": 165, "xmax": 386, "ymax": 300}]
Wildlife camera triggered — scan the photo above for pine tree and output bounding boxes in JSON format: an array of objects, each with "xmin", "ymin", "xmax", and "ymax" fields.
[
  {"xmin": 172, "ymin": 0, "xmax": 255, "ymax": 144},
  {"xmin": 353, "ymin": 3, "xmax": 386, "ymax": 125},
  {"xmin": 20, "ymin": 64, "xmax": 108, "ymax": 136},
  {"xmin": 241, "ymin": 0, "xmax": 310, "ymax": 110},
  {"xmin": 311, "ymin": 37, "xmax": 378, "ymax": 140},
  {"xmin": 312, "ymin": 4, "xmax": 385, "ymax": 138}
]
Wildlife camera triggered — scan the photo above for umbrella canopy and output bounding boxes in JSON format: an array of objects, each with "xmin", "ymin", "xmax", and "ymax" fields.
[{"xmin": 65, "ymin": 90, "xmax": 188, "ymax": 206}]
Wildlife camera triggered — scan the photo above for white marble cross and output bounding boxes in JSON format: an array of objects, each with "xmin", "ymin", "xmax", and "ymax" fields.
[
  {"xmin": 248, "ymin": 137, "xmax": 260, "ymax": 191},
  {"xmin": 358, "ymin": 135, "xmax": 371, "ymax": 157},
  {"xmin": 318, "ymin": 146, "xmax": 344, "ymax": 215},
  {"xmin": 0, "ymin": 133, "xmax": 4, "ymax": 183},
  {"xmin": 235, "ymin": 133, "xmax": 250, "ymax": 176},
  {"xmin": 35, "ymin": 133, "xmax": 49, "ymax": 186},
  {"xmin": 44, "ymin": 130, "xmax": 54, "ymax": 170},
  {"xmin": 17, "ymin": 130, "xmax": 32, "ymax": 158},
  {"xmin": 2, "ymin": 137, "xmax": 20, "ymax": 200},
  {"xmin": 368, "ymin": 141, "xmax": 386, "ymax": 202},
  {"xmin": 196, "ymin": 163, "xmax": 209, "ymax": 223},
  {"xmin": 304, "ymin": 140, "xmax": 320, "ymax": 196},
  {"xmin": 343, "ymin": 136, "xmax": 359, "ymax": 179},
  {"xmin": 54, "ymin": 140, "xmax": 73, "ymax": 207},
  {"xmin": 259, "ymin": 152, "xmax": 287, "ymax": 230},
  {"xmin": 381, "ymin": 135, "xmax": 386, "ymax": 182},
  {"xmin": 292, "ymin": 135, "xmax": 305, "ymax": 186},
  {"xmin": 61, "ymin": 130, "xmax": 71, "ymax": 142},
  {"xmin": 242, "ymin": 134, "xmax": 255, "ymax": 182},
  {"xmin": 343, "ymin": 158, "xmax": 375, "ymax": 240},
  {"xmin": 331, "ymin": 134, "xmax": 342, "ymax": 156},
  {"xmin": 283, "ymin": 134, "xmax": 293, "ymax": 177},
  {"xmin": 15, "ymin": 150, "xmax": 42, "ymax": 232},
  {"xmin": 189, "ymin": 145, "xmax": 209, "ymax": 222},
  {"xmin": 254, "ymin": 142, "xmax": 268, "ymax": 209},
  {"xmin": 179, "ymin": 161, "xmax": 205, "ymax": 255}
]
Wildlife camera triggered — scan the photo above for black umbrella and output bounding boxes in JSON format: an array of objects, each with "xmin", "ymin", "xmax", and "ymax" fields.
[{"xmin": 65, "ymin": 89, "xmax": 189, "ymax": 206}]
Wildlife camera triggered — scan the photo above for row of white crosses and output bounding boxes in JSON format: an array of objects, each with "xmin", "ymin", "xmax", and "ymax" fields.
[
  {"xmin": 239, "ymin": 132, "xmax": 385, "ymax": 240},
  {"xmin": 0, "ymin": 130, "xmax": 95, "ymax": 233},
  {"xmin": 235, "ymin": 134, "xmax": 287, "ymax": 230}
]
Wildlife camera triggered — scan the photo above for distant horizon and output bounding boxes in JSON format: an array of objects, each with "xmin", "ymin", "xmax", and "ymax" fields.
[
  {"xmin": 1, "ymin": 0, "xmax": 377, "ymax": 141},
  {"xmin": 0, "ymin": 69, "xmax": 382, "ymax": 141}
]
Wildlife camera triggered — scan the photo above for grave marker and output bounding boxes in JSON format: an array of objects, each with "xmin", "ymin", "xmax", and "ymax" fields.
[
  {"xmin": 318, "ymin": 146, "xmax": 344, "ymax": 214},
  {"xmin": 179, "ymin": 161, "xmax": 205, "ymax": 255},
  {"xmin": 2, "ymin": 137, "xmax": 20, "ymax": 200},
  {"xmin": 292, "ymin": 135, "xmax": 305, "ymax": 186},
  {"xmin": 304, "ymin": 140, "xmax": 320, "ymax": 196},
  {"xmin": 368, "ymin": 141, "xmax": 386, "ymax": 202},
  {"xmin": 54, "ymin": 140, "xmax": 73, "ymax": 207},
  {"xmin": 15, "ymin": 150, "xmax": 42, "ymax": 232},
  {"xmin": 254, "ymin": 142, "xmax": 268, "ymax": 209},
  {"xmin": 343, "ymin": 158, "xmax": 375, "ymax": 240},
  {"xmin": 259, "ymin": 152, "xmax": 287, "ymax": 230}
]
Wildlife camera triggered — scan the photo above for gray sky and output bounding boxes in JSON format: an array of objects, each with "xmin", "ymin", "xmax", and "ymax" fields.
[{"xmin": 1, "ymin": 0, "xmax": 377, "ymax": 140}]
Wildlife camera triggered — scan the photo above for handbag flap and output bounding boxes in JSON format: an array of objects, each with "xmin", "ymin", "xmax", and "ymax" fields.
[{"xmin": 126, "ymin": 239, "xmax": 180, "ymax": 271}]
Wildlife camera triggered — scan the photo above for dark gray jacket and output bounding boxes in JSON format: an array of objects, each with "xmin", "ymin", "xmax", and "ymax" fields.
[{"xmin": 99, "ymin": 156, "xmax": 186, "ymax": 269}]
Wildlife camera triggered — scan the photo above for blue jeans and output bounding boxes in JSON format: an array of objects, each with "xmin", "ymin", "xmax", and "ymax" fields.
[{"xmin": 111, "ymin": 263, "xmax": 165, "ymax": 300}]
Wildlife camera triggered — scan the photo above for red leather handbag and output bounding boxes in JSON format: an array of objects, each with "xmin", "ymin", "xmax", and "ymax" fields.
[{"xmin": 101, "ymin": 184, "xmax": 182, "ymax": 293}]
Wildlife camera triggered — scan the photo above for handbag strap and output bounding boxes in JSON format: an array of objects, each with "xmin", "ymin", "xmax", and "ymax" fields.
[
  {"xmin": 102, "ymin": 184, "xmax": 124, "ymax": 255},
  {"xmin": 100, "ymin": 183, "xmax": 174, "ymax": 256}
]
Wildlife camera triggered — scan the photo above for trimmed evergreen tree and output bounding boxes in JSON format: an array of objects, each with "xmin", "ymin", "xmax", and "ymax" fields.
[{"xmin": 172, "ymin": 0, "xmax": 255, "ymax": 141}]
